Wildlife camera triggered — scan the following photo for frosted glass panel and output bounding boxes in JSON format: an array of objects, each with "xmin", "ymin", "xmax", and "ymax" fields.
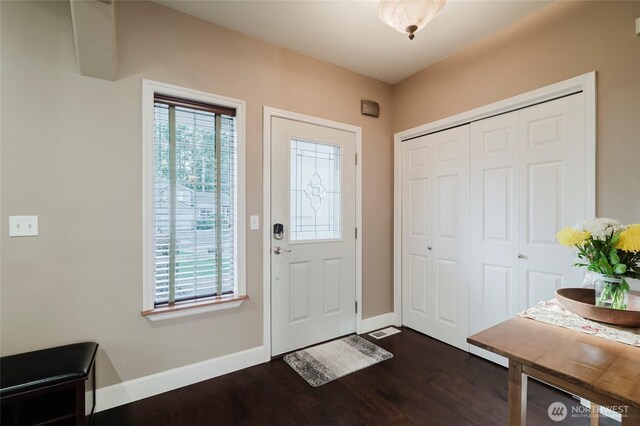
[{"xmin": 290, "ymin": 139, "xmax": 341, "ymax": 241}]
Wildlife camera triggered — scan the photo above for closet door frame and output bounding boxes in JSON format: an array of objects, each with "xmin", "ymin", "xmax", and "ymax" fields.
[{"xmin": 393, "ymin": 72, "xmax": 596, "ymax": 326}]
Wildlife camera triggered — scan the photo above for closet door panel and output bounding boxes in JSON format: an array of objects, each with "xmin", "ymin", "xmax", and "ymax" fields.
[
  {"xmin": 430, "ymin": 126, "xmax": 470, "ymax": 351},
  {"xmin": 401, "ymin": 137, "xmax": 432, "ymax": 334},
  {"xmin": 469, "ymin": 111, "xmax": 519, "ymax": 366},
  {"xmin": 518, "ymin": 94, "xmax": 586, "ymax": 310},
  {"xmin": 435, "ymin": 258, "xmax": 459, "ymax": 325},
  {"xmin": 409, "ymin": 254, "xmax": 428, "ymax": 313}
]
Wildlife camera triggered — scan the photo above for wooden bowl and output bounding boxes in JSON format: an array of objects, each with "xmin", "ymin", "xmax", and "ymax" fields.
[{"xmin": 555, "ymin": 288, "xmax": 640, "ymax": 327}]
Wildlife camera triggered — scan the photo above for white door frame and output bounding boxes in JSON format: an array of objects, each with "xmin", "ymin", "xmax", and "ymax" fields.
[
  {"xmin": 393, "ymin": 71, "xmax": 597, "ymax": 327},
  {"xmin": 263, "ymin": 107, "xmax": 363, "ymax": 361}
]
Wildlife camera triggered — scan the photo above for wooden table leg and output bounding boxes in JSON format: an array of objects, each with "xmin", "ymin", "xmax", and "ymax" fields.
[
  {"xmin": 508, "ymin": 360, "xmax": 527, "ymax": 426},
  {"xmin": 589, "ymin": 402, "xmax": 599, "ymax": 426}
]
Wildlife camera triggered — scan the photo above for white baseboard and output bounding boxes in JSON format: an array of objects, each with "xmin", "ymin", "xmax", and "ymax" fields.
[
  {"xmin": 360, "ymin": 312, "xmax": 399, "ymax": 334},
  {"xmin": 96, "ymin": 345, "xmax": 264, "ymax": 412}
]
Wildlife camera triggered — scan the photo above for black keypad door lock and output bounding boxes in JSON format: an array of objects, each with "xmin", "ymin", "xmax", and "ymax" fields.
[{"xmin": 273, "ymin": 223, "xmax": 284, "ymax": 240}]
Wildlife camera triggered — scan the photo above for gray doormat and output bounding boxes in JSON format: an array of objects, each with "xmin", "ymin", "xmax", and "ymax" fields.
[{"xmin": 283, "ymin": 335, "xmax": 393, "ymax": 387}]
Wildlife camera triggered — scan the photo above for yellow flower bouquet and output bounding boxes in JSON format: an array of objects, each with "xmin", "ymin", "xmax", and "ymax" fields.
[{"xmin": 557, "ymin": 219, "xmax": 640, "ymax": 310}]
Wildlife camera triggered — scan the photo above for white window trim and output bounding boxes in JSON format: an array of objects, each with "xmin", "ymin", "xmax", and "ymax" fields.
[{"xmin": 142, "ymin": 79, "xmax": 246, "ymax": 320}]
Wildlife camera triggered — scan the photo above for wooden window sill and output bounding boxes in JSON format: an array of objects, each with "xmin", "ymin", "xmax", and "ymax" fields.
[{"xmin": 142, "ymin": 295, "xmax": 248, "ymax": 321}]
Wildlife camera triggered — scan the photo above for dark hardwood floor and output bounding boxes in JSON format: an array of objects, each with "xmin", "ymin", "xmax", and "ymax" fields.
[{"xmin": 94, "ymin": 328, "xmax": 617, "ymax": 425}]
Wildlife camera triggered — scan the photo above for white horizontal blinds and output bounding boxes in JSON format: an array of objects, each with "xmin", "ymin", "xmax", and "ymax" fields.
[
  {"xmin": 153, "ymin": 95, "xmax": 236, "ymax": 306},
  {"xmin": 217, "ymin": 114, "xmax": 237, "ymax": 299}
]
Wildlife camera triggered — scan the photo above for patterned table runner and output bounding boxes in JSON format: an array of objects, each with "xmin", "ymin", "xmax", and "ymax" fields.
[{"xmin": 518, "ymin": 299, "xmax": 640, "ymax": 347}]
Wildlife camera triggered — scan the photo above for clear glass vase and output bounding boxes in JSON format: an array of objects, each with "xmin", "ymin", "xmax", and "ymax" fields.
[
  {"xmin": 582, "ymin": 271, "xmax": 597, "ymax": 289},
  {"xmin": 594, "ymin": 273, "xmax": 629, "ymax": 310}
]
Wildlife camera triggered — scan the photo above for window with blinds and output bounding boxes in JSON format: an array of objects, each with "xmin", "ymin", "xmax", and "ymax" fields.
[{"xmin": 152, "ymin": 94, "xmax": 237, "ymax": 307}]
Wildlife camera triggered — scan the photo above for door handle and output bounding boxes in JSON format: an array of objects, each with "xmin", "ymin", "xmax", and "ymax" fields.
[
  {"xmin": 427, "ymin": 246, "xmax": 433, "ymax": 251},
  {"xmin": 517, "ymin": 254, "xmax": 526, "ymax": 259},
  {"xmin": 274, "ymin": 246, "xmax": 292, "ymax": 255}
]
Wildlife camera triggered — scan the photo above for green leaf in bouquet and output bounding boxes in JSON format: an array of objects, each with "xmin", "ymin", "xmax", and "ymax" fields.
[
  {"xmin": 598, "ymin": 258, "xmax": 614, "ymax": 275},
  {"xmin": 614, "ymin": 263, "xmax": 627, "ymax": 274}
]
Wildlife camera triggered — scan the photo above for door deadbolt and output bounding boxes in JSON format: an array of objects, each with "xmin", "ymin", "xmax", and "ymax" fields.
[{"xmin": 273, "ymin": 223, "xmax": 284, "ymax": 240}]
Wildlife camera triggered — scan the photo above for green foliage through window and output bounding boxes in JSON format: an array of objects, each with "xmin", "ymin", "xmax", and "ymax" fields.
[{"xmin": 152, "ymin": 100, "xmax": 237, "ymax": 306}]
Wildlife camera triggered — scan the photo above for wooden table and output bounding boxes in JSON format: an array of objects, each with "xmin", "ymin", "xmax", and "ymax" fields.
[{"xmin": 467, "ymin": 317, "xmax": 640, "ymax": 425}]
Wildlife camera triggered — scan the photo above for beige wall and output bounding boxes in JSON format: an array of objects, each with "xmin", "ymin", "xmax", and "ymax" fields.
[
  {"xmin": 2, "ymin": 0, "xmax": 639, "ymax": 391},
  {"xmin": 0, "ymin": 0, "xmax": 393, "ymax": 387},
  {"xmin": 393, "ymin": 1, "xmax": 640, "ymax": 223}
]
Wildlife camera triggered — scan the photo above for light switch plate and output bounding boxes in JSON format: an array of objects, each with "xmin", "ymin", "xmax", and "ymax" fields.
[
  {"xmin": 9, "ymin": 216, "xmax": 39, "ymax": 237},
  {"xmin": 250, "ymin": 215, "xmax": 260, "ymax": 230}
]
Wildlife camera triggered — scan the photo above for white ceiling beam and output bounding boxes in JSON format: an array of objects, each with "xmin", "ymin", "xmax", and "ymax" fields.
[{"xmin": 69, "ymin": 0, "xmax": 117, "ymax": 81}]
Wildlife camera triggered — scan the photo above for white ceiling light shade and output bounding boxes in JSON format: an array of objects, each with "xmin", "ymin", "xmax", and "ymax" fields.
[{"xmin": 378, "ymin": 0, "xmax": 446, "ymax": 40}]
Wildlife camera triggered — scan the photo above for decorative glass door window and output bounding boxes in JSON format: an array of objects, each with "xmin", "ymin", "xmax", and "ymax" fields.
[{"xmin": 290, "ymin": 139, "xmax": 341, "ymax": 241}]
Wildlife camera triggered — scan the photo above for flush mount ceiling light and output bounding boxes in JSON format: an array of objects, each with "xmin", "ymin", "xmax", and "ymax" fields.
[{"xmin": 378, "ymin": 0, "xmax": 446, "ymax": 40}]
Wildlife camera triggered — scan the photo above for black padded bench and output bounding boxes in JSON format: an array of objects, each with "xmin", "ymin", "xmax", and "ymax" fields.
[{"xmin": 1, "ymin": 342, "xmax": 98, "ymax": 426}]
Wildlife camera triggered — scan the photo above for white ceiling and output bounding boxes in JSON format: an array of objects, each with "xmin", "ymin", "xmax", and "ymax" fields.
[{"xmin": 152, "ymin": 0, "xmax": 553, "ymax": 84}]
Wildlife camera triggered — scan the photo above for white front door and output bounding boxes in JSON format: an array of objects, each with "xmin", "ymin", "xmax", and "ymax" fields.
[
  {"xmin": 402, "ymin": 125, "xmax": 470, "ymax": 351},
  {"xmin": 271, "ymin": 117, "xmax": 357, "ymax": 356}
]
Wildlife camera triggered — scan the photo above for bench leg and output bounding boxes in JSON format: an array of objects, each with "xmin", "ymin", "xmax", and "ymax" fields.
[{"xmin": 75, "ymin": 381, "xmax": 85, "ymax": 426}]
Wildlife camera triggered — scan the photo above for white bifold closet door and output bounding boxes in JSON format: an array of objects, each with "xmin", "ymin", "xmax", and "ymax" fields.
[
  {"xmin": 469, "ymin": 93, "xmax": 586, "ymax": 365},
  {"xmin": 401, "ymin": 126, "xmax": 470, "ymax": 351},
  {"xmin": 401, "ymin": 93, "xmax": 587, "ymax": 360}
]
